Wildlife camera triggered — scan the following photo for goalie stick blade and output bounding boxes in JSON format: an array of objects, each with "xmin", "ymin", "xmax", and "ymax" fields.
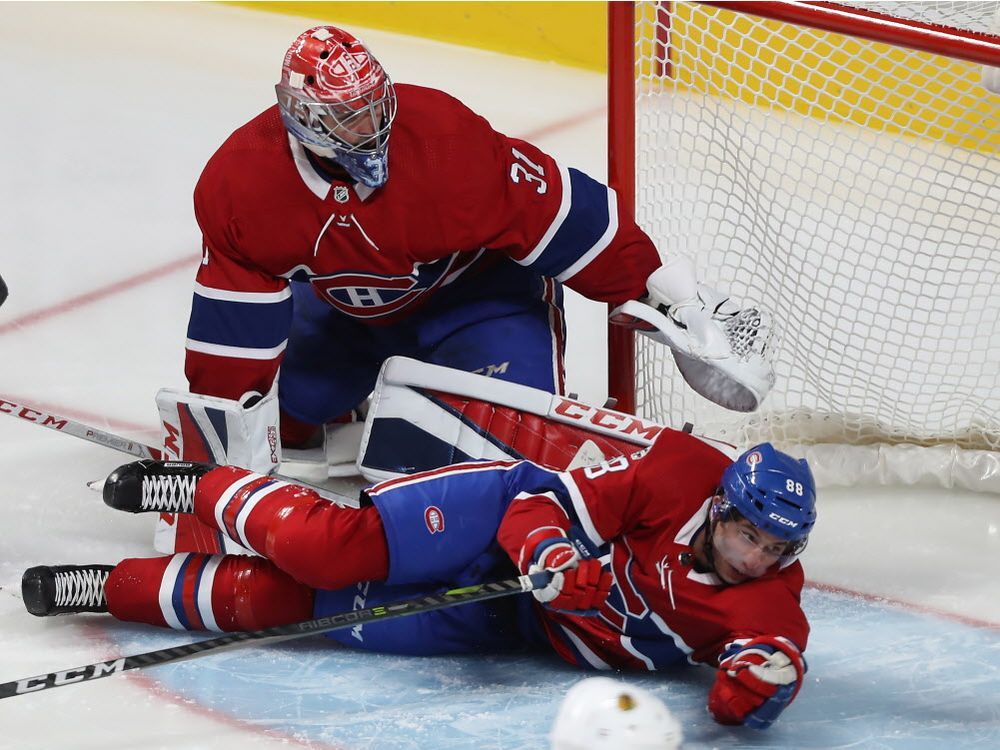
[{"xmin": 0, "ymin": 572, "xmax": 550, "ymax": 700}]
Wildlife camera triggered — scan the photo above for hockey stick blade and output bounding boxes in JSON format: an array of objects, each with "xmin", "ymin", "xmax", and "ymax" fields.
[
  {"xmin": 0, "ymin": 395, "xmax": 355, "ymax": 505},
  {"xmin": 0, "ymin": 572, "xmax": 550, "ymax": 699}
]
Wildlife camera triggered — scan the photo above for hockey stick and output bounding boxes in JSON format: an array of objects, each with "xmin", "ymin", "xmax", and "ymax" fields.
[
  {"xmin": 0, "ymin": 572, "xmax": 550, "ymax": 699},
  {"xmin": 0, "ymin": 395, "xmax": 356, "ymax": 505}
]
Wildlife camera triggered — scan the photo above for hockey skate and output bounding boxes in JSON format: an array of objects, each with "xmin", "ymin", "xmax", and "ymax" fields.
[
  {"xmin": 22, "ymin": 564, "xmax": 114, "ymax": 616},
  {"xmin": 103, "ymin": 459, "xmax": 213, "ymax": 514}
]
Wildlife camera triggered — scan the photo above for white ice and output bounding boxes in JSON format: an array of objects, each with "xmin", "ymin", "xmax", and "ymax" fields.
[{"xmin": 0, "ymin": 4, "xmax": 998, "ymax": 749}]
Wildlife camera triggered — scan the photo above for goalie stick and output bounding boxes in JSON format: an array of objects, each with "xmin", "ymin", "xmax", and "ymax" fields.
[
  {"xmin": 0, "ymin": 572, "xmax": 550, "ymax": 700},
  {"xmin": 0, "ymin": 395, "xmax": 356, "ymax": 505}
]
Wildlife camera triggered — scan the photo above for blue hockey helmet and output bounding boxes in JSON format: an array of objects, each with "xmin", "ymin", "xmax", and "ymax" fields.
[{"xmin": 715, "ymin": 443, "xmax": 817, "ymax": 558}]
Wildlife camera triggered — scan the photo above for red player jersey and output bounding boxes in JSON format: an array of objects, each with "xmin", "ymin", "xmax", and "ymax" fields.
[
  {"xmin": 186, "ymin": 84, "xmax": 662, "ymax": 400},
  {"xmin": 497, "ymin": 429, "xmax": 810, "ymax": 670}
]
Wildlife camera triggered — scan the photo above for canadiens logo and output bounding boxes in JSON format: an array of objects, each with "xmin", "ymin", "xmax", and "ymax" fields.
[
  {"xmin": 310, "ymin": 255, "xmax": 463, "ymax": 320},
  {"xmin": 424, "ymin": 506, "xmax": 445, "ymax": 534},
  {"xmin": 746, "ymin": 450, "xmax": 763, "ymax": 468}
]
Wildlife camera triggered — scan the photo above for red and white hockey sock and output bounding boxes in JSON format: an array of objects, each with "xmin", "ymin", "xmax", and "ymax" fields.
[
  {"xmin": 105, "ymin": 554, "xmax": 314, "ymax": 632},
  {"xmin": 193, "ymin": 466, "xmax": 390, "ymax": 590}
]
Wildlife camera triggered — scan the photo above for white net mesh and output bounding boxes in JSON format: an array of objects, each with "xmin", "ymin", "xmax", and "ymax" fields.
[
  {"xmin": 630, "ymin": 1, "xmax": 1000, "ymax": 485},
  {"xmin": 838, "ymin": 1, "xmax": 999, "ymax": 34}
]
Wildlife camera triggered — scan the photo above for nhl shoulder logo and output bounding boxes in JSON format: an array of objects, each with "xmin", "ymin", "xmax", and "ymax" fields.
[
  {"xmin": 332, "ymin": 185, "xmax": 350, "ymax": 203},
  {"xmin": 424, "ymin": 505, "xmax": 445, "ymax": 534}
]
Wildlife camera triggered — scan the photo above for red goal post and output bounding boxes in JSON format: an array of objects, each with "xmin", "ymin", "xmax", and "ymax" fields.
[{"xmin": 606, "ymin": 1, "xmax": 1000, "ymax": 490}]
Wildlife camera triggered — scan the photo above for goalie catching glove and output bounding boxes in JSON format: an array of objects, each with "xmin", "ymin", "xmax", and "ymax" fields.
[
  {"xmin": 524, "ymin": 533, "xmax": 612, "ymax": 615},
  {"xmin": 708, "ymin": 635, "xmax": 807, "ymax": 729},
  {"xmin": 610, "ymin": 254, "xmax": 775, "ymax": 412}
]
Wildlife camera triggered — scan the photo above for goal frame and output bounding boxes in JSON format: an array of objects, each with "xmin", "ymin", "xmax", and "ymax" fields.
[{"xmin": 607, "ymin": 0, "xmax": 1000, "ymax": 415}]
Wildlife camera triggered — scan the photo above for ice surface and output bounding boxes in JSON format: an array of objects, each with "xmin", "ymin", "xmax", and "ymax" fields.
[{"xmin": 0, "ymin": 4, "xmax": 997, "ymax": 749}]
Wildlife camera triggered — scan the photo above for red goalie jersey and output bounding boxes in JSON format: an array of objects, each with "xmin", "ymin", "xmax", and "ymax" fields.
[{"xmin": 187, "ymin": 84, "xmax": 661, "ymax": 401}]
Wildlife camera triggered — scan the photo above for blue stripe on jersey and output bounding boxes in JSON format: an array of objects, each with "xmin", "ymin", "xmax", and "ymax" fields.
[
  {"xmin": 189, "ymin": 556, "xmax": 210, "ymax": 627},
  {"xmin": 171, "ymin": 554, "xmax": 196, "ymax": 630},
  {"xmin": 524, "ymin": 168, "xmax": 611, "ymax": 278},
  {"xmin": 187, "ymin": 294, "xmax": 293, "ymax": 350},
  {"xmin": 623, "ymin": 632, "xmax": 689, "ymax": 669}
]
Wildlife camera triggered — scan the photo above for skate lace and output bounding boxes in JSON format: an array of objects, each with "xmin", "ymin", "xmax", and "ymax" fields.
[
  {"xmin": 54, "ymin": 569, "xmax": 109, "ymax": 608},
  {"xmin": 142, "ymin": 474, "xmax": 196, "ymax": 513}
]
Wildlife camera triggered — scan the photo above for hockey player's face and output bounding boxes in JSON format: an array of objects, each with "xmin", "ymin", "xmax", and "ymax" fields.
[
  {"xmin": 315, "ymin": 104, "xmax": 381, "ymax": 147},
  {"xmin": 712, "ymin": 519, "xmax": 785, "ymax": 584}
]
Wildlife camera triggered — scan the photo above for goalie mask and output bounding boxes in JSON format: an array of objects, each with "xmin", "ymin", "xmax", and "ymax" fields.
[
  {"xmin": 276, "ymin": 26, "xmax": 397, "ymax": 188},
  {"xmin": 550, "ymin": 677, "xmax": 683, "ymax": 750},
  {"xmin": 713, "ymin": 443, "xmax": 817, "ymax": 567}
]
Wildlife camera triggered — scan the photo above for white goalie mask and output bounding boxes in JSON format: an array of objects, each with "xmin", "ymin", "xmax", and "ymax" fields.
[{"xmin": 550, "ymin": 677, "xmax": 684, "ymax": 750}]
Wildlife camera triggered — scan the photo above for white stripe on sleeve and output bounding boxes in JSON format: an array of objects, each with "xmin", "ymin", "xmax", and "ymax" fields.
[
  {"xmin": 518, "ymin": 163, "xmax": 572, "ymax": 267},
  {"xmin": 193, "ymin": 283, "xmax": 292, "ymax": 303},
  {"xmin": 555, "ymin": 187, "xmax": 619, "ymax": 282},
  {"xmin": 186, "ymin": 338, "xmax": 288, "ymax": 361}
]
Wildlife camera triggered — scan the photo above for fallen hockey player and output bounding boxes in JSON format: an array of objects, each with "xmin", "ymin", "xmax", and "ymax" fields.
[{"xmin": 22, "ymin": 430, "xmax": 816, "ymax": 730}]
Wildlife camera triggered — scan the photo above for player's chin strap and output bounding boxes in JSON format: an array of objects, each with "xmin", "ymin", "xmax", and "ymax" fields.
[
  {"xmin": 0, "ymin": 571, "xmax": 552, "ymax": 700},
  {"xmin": 692, "ymin": 494, "xmax": 733, "ymax": 585},
  {"xmin": 610, "ymin": 256, "xmax": 776, "ymax": 412},
  {"xmin": 696, "ymin": 513, "xmax": 724, "ymax": 584}
]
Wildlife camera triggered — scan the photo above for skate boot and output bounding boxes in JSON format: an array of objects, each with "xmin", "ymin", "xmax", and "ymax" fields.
[
  {"xmin": 103, "ymin": 459, "xmax": 213, "ymax": 514},
  {"xmin": 22, "ymin": 564, "xmax": 115, "ymax": 616}
]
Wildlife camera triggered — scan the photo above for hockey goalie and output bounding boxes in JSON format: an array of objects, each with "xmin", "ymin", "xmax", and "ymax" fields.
[{"xmin": 152, "ymin": 22, "xmax": 775, "ymax": 554}]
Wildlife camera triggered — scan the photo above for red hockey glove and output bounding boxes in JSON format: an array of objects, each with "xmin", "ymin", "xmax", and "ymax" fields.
[
  {"xmin": 526, "ymin": 537, "xmax": 612, "ymax": 615},
  {"xmin": 708, "ymin": 636, "xmax": 807, "ymax": 729}
]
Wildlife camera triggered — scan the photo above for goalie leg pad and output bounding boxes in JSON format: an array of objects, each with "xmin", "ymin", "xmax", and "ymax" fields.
[
  {"xmin": 154, "ymin": 387, "xmax": 282, "ymax": 555},
  {"xmin": 358, "ymin": 357, "xmax": 707, "ymax": 482}
]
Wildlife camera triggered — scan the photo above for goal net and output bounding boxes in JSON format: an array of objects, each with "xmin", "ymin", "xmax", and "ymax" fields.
[{"xmin": 608, "ymin": 1, "xmax": 1000, "ymax": 490}]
